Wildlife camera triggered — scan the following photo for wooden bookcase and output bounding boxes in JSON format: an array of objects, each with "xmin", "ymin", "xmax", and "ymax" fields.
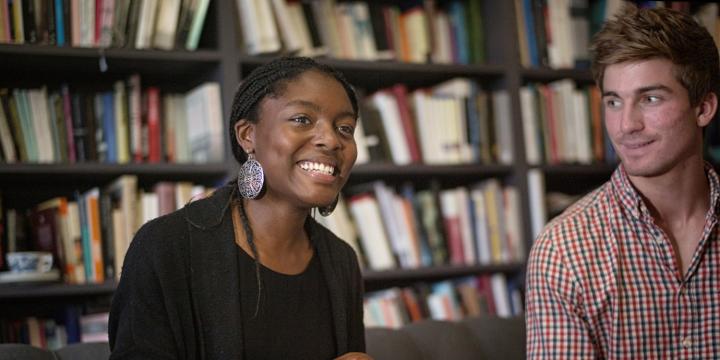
[{"xmin": 0, "ymin": 0, "xmax": 615, "ymax": 328}]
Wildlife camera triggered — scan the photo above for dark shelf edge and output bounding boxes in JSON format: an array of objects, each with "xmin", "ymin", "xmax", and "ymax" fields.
[
  {"xmin": 363, "ymin": 263, "xmax": 523, "ymax": 282},
  {"xmin": 239, "ymin": 55, "xmax": 506, "ymax": 77},
  {"xmin": 0, "ymin": 44, "xmax": 222, "ymax": 61},
  {"xmin": 0, "ymin": 281, "xmax": 116, "ymax": 299},
  {"xmin": 521, "ymin": 67, "xmax": 594, "ymax": 82},
  {"xmin": 0, "ymin": 162, "xmax": 231, "ymax": 176},
  {"xmin": 351, "ymin": 163, "xmax": 513, "ymax": 177},
  {"xmin": 538, "ymin": 163, "xmax": 618, "ymax": 175}
]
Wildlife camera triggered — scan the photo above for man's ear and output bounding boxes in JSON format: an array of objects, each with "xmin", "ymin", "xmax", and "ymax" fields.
[
  {"xmin": 234, "ymin": 119, "xmax": 255, "ymax": 153},
  {"xmin": 696, "ymin": 92, "xmax": 718, "ymax": 127}
]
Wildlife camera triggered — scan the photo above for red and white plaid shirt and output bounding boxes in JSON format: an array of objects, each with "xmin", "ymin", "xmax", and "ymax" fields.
[{"xmin": 526, "ymin": 164, "xmax": 720, "ymax": 359}]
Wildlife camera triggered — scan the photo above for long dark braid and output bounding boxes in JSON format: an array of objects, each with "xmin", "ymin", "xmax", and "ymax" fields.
[{"xmin": 229, "ymin": 56, "xmax": 358, "ymax": 317}]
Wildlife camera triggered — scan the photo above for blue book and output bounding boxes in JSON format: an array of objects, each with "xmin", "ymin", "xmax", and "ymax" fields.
[
  {"xmin": 522, "ymin": 0, "xmax": 539, "ymax": 66},
  {"xmin": 55, "ymin": 0, "xmax": 65, "ymax": 46},
  {"xmin": 448, "ymin": 1, "xmax": 470, "ymax": 65},
  {"xmin": 101, "ymin": 92, "xmax": 116, "ymax": 163}
]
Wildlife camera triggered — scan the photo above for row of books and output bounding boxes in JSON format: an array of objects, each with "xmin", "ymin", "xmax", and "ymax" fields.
[
  {"xmin": 0, "ymin": 308, "xmax": 107, "ymax": 350},
  {"xmin": 355, "ymin": 79, "xmax": 513, "ymax": 166},
  {"xmin": 317, "ymin": 179, "xmax": 525, "ymax": 271},
  {"xmin": 0, "ymin": 78, "xmax": 224, "ymax": 164},
  {"xmin": 520, "ymin": 81, "xmax": 617, "ymax": 165},
  {"xmin": 0, "ymin": 0, "xmax": 211, "ymax": 50},
  {"xmin": 515, "ymin": 0, "xmax": 720, "ymax": 70},
  {"xmin": 238, "ymin": 0, "xmax": 486, "ymax": 65},
  {"xmin": 363, "ymin": 273, "xmax": 523, "ymax": 328},
  {"xmin": 1, "ymin": 176, "xmax": 211, "ymax": 283}
]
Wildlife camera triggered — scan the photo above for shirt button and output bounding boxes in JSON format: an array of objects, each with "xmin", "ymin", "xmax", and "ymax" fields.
[{"xmin": 682, "ymin": 337, "xmax": 692, "ymax": 348}]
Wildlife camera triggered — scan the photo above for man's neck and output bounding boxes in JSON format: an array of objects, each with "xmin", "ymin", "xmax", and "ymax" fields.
[{"xmin": 628, "ymin": 158, "xmax": 709, "ymax": 224}]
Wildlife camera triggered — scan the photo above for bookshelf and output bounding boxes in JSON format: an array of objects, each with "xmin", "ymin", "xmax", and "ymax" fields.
[{"xmin": 0, "ymin": 0, "xmax": 626, "ymax": 343}]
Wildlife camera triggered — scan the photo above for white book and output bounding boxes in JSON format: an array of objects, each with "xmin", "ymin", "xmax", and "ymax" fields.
[
  {"xmin": 527, "ymin": 169, "xmax": 548, "ymax": 239},
  {"xmin": 271, "ymin": 0, "xmax": 303, "ymax": 53},
  {"xmin": 573, "ymin": 89, "xmax": 592, "ymax": 164},
  {"xmin": 431, "ymin": 11, "xmax": 453, "ymax": 64},
  {"xmin": 184, "ymin": 82, "xmax": 223, "ymax": 163},
  {"xmin": 491, "ymin": 273, "xmax": 512, "ymax": 318},
  {"xmin": 373, "ymin": 181, "xmax": 414, "ymax": 269},
  {"xmin": 170, "ymin": 94, "xmax": 190, "ymax": 163},
  {"xmin": 314, "ymin": 197, "xmax": 364, "ymax": 267},
  {"xmin": 29, "ymin": 88, "xmax": 55, "ymax": 163},
  {"xmin": 237, "ymin": 0, "xmax": 281, "ymax": 54},
  {"xmin": 311, "ymin": 0, "xmax": 341, "ymax": 58},
  {"xmin": 350, "ymin": 2, "xmax": 378, "ymax": 60},
  {"xmin": 348, "ymin": 194, "xmax": 396, "ymax": 271},
  {"xmin": 79, "ymin": 0, "xmax": 95, "ymax": 47},
  {"xmin": 352, "ymin": 118, "xmax": 370, "ymax": 165},
  {"xmin": 370, "ymin": 91, "xmax": 411, "ymax": 165},
  {"xmin": 135, "ymin": 0, "xmax": 159, "ymax": 49},
  {"xmin": 153, "ymin": 0, "xmax": 181, "ymax": 50}
]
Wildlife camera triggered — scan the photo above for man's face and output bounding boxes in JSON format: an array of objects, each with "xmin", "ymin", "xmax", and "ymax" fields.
[{"xmin": 602, "ymin": 58, "xmax": 713, "ymax": 178}]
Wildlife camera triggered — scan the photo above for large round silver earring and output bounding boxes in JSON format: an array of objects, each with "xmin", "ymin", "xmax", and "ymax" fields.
[
  {"xmin": 318, "ymin": 195, "xmax": 339, "ymax": 217},
  {"xmin": 237, "ymin": 153, "xmax": 264, "ymax": 199}
]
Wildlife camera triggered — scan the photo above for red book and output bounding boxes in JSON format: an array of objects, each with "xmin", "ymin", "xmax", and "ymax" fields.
[
  {"xmin": 145, "ymin": 87, "xmax": 162, "ymax": 162},
  {"xmin": 390, "ymin": 84, "xmax": 422, "ymax": 163}
]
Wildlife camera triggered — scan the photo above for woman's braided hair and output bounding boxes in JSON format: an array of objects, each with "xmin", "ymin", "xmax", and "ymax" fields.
[{"xmin": 228, "ymin": 56, "xmax": 359, "ymax": 165}]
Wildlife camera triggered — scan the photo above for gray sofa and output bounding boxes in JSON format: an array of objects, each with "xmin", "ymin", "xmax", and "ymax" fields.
[
  {"xmin": 0, "ymin": 316, "xmax": 525, "ymax": 359},
  {"xmin": 365, "ymin": 316, "xmax": 526, "ymax": 360}
]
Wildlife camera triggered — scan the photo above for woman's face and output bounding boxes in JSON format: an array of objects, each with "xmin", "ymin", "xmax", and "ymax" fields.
[{"xmin": 238, "ymin": 70, "xmax": 358, "ymax": 209}]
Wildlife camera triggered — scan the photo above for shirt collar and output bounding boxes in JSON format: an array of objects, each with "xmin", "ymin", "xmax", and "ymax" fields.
[{"xmin": 611, "ymin": 162, "xmax": 720, "ymax": 222}]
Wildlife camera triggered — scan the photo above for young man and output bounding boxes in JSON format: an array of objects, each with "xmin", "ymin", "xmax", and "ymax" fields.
[{"xmin": 526, "ymin": 5, "xmax": 720, "ymax": 359}]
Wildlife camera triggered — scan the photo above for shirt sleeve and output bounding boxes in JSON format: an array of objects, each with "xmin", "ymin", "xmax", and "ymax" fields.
[{"xmin": 525, "ymin": 232, "xmax": 598, "ymax": 359}]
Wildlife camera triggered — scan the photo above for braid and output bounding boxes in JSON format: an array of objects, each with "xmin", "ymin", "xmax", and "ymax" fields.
[
  {"xmin": 228, "ymin": 56, "xmax": 359, "ymax": 164},
  {"xmin": 237, "ymin": 198, "xmax": 263, "ymax": 318}
]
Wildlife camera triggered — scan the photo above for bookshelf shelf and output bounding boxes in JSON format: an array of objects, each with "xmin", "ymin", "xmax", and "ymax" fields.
[
  {"xmin": 521, "ymin": 67, "xmax": 594, "ymax": 83},
  {"xmin": 363, "ymin": 263, "xmax": 523, "ymax": 291},
  {"xmin": 239, "ymin": 56, "xmax": 506, "ymax": 90},
  {"xmin": 0, "ymin": 282, "xmax": 116, "ymax": 300},
  {"xmin": 0, "ymin": 163, "xmax": 230, "ymax": 184},
  {"xmin": 350, "ymin": 163, "xmax": 512, "ymax": 183},
  {"xmin": 541, "ymin": 164, "xmax": 616, "ymax": 194},
  {"xmin": 0, "ymin": 45, "xmax": 222, "ymax": 83}
]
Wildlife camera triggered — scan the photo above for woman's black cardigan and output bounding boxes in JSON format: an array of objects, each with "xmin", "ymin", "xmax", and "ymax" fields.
[{"xmin": 108, "ymin": 185, "xmax": 365, "ymax": 359}]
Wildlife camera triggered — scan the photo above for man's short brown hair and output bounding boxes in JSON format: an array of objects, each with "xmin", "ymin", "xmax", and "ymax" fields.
[{"xmin": 590, "ymin": 4, "xmax": 719, "ymax": 106}]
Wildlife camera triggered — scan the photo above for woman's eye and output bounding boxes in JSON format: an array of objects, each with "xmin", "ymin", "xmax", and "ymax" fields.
[
  {"xmin": 338, "ymin": 125, "xmax": 355, "ymax": 136},
  {"xmin": 291, "ymin": 115, "xmax": 311, "ymax": 124}
]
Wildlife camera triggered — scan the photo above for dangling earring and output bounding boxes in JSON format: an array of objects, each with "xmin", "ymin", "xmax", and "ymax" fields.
[
  {"xmin": 237, "ymin": 152, "xmax": 265, "ymax": 199},
  {"xmin": 318, "ymin": 195, "xmax": 339, "ymax": 216}
]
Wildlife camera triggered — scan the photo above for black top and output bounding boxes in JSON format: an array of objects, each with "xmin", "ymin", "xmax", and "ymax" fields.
[
  {"xmin": 108, "ymin": 185, "xmax": 365, "ymax": 359},
  {"xmin": 239, "ymin": 249, "xmax": 336, "ymax": 359}
]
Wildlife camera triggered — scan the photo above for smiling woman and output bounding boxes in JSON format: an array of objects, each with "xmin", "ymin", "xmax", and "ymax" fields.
[{"xmin": 108, "ymin": 57, "xmax": 370, "ymax": 360}]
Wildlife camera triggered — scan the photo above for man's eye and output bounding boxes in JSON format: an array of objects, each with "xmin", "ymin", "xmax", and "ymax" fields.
[
  {"xmin": 605, "ymin": 99, "xmax": 621, "ymax": 108},
  {"xmin": 645, "ymin": 95, "xmax": 661, "ymax": 104}
]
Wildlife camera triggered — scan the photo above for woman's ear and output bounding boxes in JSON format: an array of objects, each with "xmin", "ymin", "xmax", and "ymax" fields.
[
  {"xmin": 696, "ymin": 92, "xmax": 718, "ymax": 127},
  {"xmin": 234, "ymin": 119, "xmax": 255, "ymax": 153}
]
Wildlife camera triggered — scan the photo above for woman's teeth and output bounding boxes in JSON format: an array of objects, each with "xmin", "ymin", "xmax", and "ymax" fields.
[{"xmin": 299, "ymin": 161, "xmax": 335, "ymax": 176}]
